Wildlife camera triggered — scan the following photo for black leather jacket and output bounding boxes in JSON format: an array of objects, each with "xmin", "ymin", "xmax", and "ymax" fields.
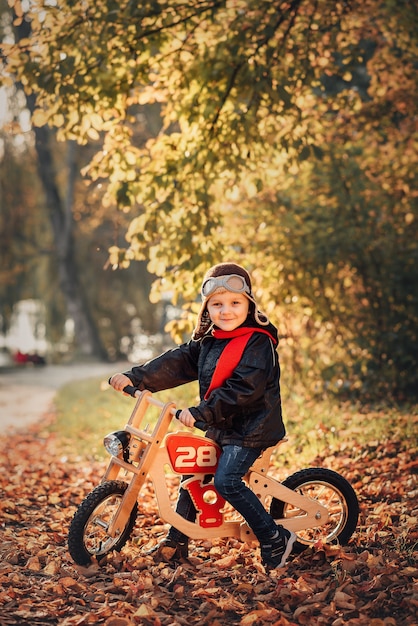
[{"xmin": 124, "ymin": 321, "xmax": 285, "ymax": 449}]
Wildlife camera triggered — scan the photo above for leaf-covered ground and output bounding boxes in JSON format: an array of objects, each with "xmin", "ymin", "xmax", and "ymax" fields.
[{"xmin": 0, "ymin": 412, "xmax": 417, "ymax": 626}]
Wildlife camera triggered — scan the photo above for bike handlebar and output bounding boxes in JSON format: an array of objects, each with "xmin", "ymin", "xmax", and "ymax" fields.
[
  {"xmin": 174, "ymin": 409, "xmax": 208, "ymax": 432},
  {"xmin": 121, "ymin": 384, "xmax": 140, "ymax": 398},
  {"xmin": 115, "ymin": 382, "xmax": 208, "ymax": 432}
]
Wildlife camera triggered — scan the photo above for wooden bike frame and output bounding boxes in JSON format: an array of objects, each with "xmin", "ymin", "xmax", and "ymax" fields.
[{"xmin": 102, "ymin": 390, "xmax": 329, "ymax": 541}]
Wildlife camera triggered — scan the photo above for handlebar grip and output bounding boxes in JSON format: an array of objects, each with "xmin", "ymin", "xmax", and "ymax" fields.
[
  {"xmin": 174, "ymin": 410, "xmax": 208, "ymax": 432},
  {"xmin": 108, "ymin": 377, "xmax": 139, "ymax": 398},
  {"xmin": 122, "ymin": 385, "xmax": 139, "ymax": 397}
]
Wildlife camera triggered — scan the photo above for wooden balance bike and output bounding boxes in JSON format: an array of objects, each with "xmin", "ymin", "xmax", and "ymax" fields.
[{"xmin": 68, "ymin": 387, "xmax": 359, "ymax": 567}]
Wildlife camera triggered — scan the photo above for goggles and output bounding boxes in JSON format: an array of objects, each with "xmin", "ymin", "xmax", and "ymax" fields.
[{"xmin": 201, "ymin": 274, "xmax": 251, "ymax": 298}]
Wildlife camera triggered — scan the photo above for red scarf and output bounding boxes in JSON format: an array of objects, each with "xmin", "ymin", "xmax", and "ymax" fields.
[{"xmin": 204, "ymin": 326, "xmax": 277, "ymax": 400}]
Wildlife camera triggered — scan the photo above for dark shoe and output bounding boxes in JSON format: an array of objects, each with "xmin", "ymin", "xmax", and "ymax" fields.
[
  {"xmin": 144, "ymin": 538, "xmax": 188, "ymax": 562},
  {"xmin": 260, "ymin": 526, "xmax": 297, "ymax": 568}
]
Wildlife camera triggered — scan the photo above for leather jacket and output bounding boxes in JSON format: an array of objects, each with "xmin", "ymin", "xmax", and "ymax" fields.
[{"xmin": 124, "ymin": 321, "xmax": 285, "ymax": 449}]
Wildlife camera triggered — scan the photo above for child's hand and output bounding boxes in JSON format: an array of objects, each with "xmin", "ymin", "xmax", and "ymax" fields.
[
  {"xmin": 177, "ymin": 409, "xmax": 196, "ymax": 428},
  {"xmin": 109, "ymin": 373, "xmax": 133, "ymax": 394}
]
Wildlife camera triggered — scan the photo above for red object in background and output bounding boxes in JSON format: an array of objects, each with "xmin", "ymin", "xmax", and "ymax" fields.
[
  {"xmin": 14, "ymin": 350, "xmax": 29, "ymax": 364},
  {"xmin": 14, "ymin": 350, "xmax": 46, "ymax": 366}
]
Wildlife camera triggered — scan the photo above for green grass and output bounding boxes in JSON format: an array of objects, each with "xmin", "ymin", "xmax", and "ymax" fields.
[
  {"xmin": 50, "ymin": 375, "xmax": 417, "ymax": 466},
  {"xmin": 279, "ymin": 392, "xmax": 417, "ymax": 471}
]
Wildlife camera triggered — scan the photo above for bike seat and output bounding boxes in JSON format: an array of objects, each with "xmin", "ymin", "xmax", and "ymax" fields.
[{"xmin": 250, "ymin": 438, "xmax": 288, "ymax": 474}]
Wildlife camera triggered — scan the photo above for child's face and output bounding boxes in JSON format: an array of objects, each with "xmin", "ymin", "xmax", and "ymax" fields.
[{"xmin": 206, "ymin": 291, "xmax": 249, "ymax": 331}]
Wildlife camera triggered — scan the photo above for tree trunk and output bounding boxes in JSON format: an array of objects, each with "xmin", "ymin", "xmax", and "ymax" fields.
[
  {"xmin": 13, "ymin": 12, "xmax": 108, "ymax": 360},
  {"xmin": 32, "ymin": 123, "xmax": 108, "ymax": 359}
]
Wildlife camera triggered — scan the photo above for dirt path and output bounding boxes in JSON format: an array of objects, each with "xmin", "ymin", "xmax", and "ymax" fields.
[{"xmin": 0, "ymin": 361, "xmax": 129, "ymax": 431}]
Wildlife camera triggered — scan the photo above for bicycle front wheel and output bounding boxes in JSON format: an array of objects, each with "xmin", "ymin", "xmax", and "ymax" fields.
[{"xmin": 68, "ymin": 480, "xmax": 138, "ymax": 566}]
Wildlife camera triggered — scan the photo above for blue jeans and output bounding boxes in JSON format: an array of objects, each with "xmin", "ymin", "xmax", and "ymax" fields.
[{"xmin": 168, "ymin": 444, "xmax": 278, "ymax": 544}]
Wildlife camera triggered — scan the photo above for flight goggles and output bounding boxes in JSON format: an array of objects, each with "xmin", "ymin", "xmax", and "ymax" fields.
[{"xmin": 201, "ymin": 274, "xmax": 251, "ymax": 298}]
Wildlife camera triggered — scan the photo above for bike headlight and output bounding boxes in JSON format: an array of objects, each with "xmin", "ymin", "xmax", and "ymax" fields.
[{"xmin": 103, "ymin": 430, "xmax": 131, "ymax": 457}]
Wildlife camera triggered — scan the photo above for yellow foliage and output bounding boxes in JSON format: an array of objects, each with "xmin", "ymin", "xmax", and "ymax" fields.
[{"xmin": 3, "ymin": 0, "xmax": 417, "ymax": 397}]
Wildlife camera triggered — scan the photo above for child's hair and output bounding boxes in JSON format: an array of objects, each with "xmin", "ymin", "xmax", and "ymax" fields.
[{"xmin": 192, "ymin": 262, "xmax": 269, "ymax": 339}]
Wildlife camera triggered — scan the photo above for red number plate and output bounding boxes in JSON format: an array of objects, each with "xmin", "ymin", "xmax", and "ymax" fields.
[{"xmin": 166, "ymin": 434, "xmax": 221, "ymax": 473}]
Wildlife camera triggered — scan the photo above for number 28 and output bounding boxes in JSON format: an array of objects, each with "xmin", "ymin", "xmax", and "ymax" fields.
[{"xmin": 175, "ymin": 445, "xmax": 218, "ymax": 469}]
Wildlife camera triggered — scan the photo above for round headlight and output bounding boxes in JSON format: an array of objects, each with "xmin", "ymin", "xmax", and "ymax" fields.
[{"xmin": 103, "ymin": 430, "xmax": 131, "ymax": 456}]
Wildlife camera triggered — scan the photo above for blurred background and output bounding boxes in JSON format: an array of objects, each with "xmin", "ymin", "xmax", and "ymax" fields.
[{"xmin": 1, "ymin": 1, "xmax": 417, "ymax": 404}]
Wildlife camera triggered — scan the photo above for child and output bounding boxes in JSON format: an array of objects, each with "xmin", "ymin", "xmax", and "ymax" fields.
[{"xmin": 110, "ymin": 262, "xmax": 296, "ymax": 568}]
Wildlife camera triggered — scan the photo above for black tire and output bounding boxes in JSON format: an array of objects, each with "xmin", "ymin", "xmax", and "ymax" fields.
[
  {"xmin": 270, "ymin": 468, "xmax": 359, "ymax": 554},
  {"xmin": 68, "ymin": 480, "xmax": 138, "ymax": 566}
]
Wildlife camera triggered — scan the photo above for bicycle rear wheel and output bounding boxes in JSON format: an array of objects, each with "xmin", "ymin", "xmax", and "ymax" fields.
[{"xmin": 270, "ymin": 467, "xmax": 359, "ymax": 553}]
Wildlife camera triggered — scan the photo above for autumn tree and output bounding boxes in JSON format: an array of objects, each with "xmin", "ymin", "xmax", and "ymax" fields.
[
  {"xmin": 0, "ymin": 102, "xmax": 161, "ymax": 359},
  {"xmin": 2, "ymin": 0, "xmax": 417, "ymax": 396},
  {"xmin": 0, "ymin": 126, "xmax": 49, "ymax": 335},
  {"xmin": 0, "ymin": 2, "xmax": 164, "ymax": 359}
]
